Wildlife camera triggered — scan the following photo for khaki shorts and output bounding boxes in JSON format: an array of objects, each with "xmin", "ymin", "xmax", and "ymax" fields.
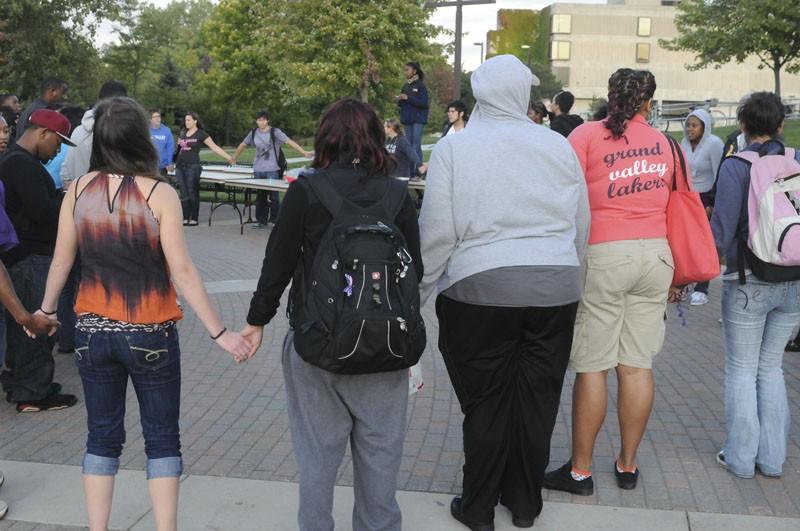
[{"xmin": 570, "ymin": 238, "xmax": 673, "ymax": 372}]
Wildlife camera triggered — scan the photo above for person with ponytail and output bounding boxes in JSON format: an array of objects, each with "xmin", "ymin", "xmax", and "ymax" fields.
[
  {"xmin": 395, "ymin": 61, "xmax": 429, "ymax": 165},
  {"xmin": 544, "ymin": 68, "xmax": 682, "ymax": 495}
]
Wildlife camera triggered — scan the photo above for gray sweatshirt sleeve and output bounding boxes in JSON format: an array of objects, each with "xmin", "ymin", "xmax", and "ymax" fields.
[
  {"xmin": 418, "ymin": 141, "xmax": 457, "ymax": 305},
  {"xmin": 571, "ymin": 152, "xmax": 591, "ymax": 261}
]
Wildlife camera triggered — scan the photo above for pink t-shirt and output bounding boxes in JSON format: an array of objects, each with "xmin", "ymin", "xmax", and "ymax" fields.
[{"xmin": 568, "ymin": 114, "xmax": 677, "ymax": 244}]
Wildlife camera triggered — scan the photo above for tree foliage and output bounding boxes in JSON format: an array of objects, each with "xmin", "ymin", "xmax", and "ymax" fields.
[
  {"xmin": 0, "ymin": 0, "xmax": 122, "ymax": 103},
  {"xmin": 660, "ymin": 0, "xmax": 800, "ymax": 96},
  {"xmin": 484, "ymin": 8, "xmax": 561, "ymax": 105},
  {"xmin": 202, "ymin": 0, "xmax": 448, "ymax": 136}
]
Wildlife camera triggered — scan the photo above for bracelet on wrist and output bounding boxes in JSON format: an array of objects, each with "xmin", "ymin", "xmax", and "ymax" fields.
[
  {"xmin": 210, "ymin": 327, "xmax": 227, "ymax": 341},
  {"xmin": 39, "ymin": 308, "xmax": 57, "ymax": 316}
]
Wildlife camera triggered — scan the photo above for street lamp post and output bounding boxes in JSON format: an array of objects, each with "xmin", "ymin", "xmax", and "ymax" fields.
[
  {"xmin": 474, "ymin": 41, "xmax": 484, "ymax": 64},
  {"xmin": 520, "ymin": 44, "xmax": 532, "ymax": 70},
  {"xmin": 426, "ymin": 0, "xmax": 496, "ymax": 100}
]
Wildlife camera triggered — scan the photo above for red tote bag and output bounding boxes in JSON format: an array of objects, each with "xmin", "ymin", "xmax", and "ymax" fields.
[{"xmin": 664, "ymin": 134, "xmax": 720, "ymax": 286}]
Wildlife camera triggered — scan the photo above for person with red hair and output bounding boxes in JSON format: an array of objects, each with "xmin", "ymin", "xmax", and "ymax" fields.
[{"xmin": 241, "ymin": 98, "xmax": 423, "ymax": 531}]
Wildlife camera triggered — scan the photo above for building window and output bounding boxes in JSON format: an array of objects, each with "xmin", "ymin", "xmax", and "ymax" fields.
[
  {"xmin": 551, "ymin": 14, "xmax": 571, "ymax": 34},
  {"xmin": 550, "ymin": 41, "xmax": 571, "ymax": 61},
  {"xmin": 636, "ymin": 43, "xmax": 651, "ymax": 63},
  {"xmin": 638, "ymin": 17, "xmax": 651, "ymax": 37}
]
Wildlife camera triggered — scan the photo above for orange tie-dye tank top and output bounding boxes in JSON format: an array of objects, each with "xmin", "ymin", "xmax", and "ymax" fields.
[{"xmin": 74, "ymin": 174, "xmax": 183, "ymax": 324}]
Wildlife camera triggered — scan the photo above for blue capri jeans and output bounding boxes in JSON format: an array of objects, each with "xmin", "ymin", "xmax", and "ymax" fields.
[{"xmin": 75, "ymin": 327, "xmax": 182, "ymax": 479}]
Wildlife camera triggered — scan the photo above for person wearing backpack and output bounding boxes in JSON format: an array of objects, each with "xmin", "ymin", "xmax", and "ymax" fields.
[
  {"xmin": 232, "ymin": 110, "xmax": 312, "ymax": 228},
  {"xmin": 711, "ymin": 92, "xmax": 800, "ymax": 479},
  {"xmin": 421, "ymin": 55, "xmax": 590, "ymax": 530},
  {"xmin": 240, "ymin": 99, "xmax": 424, "ymax": 531}
]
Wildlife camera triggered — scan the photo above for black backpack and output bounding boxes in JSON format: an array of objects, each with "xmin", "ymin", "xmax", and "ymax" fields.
[
  {"xmin": 292, "ymin": 172, "xmax": 426, "ymax": 374},
  {"xmin": 249, "ymin": 127, "xmax": 288, "ymax": 177}
]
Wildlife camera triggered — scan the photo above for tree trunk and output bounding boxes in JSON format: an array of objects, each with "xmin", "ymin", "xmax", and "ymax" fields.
[
  {"xmin": 359, "ymin": 83, "xmax": 369, "ymax": 103},
  {"xmin": 773, "ymin": 54, "xmax": 781, "ymax": 98}
]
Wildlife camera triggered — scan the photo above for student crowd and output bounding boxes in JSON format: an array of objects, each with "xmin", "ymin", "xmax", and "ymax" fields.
[{"xmin": 0, "ymin": 54, "xmax": 798, "ymax": 531}]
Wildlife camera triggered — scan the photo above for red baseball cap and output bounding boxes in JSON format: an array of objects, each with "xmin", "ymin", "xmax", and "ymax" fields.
[{"xmin": 28, "ymin": 109, "xmax": 76, "ymax": 146}]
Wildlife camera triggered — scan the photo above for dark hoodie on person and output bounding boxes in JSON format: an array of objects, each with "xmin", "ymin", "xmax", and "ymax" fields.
[{"xmin": 549, "ymin": 113, "xmax": 584, "ymax": 138}]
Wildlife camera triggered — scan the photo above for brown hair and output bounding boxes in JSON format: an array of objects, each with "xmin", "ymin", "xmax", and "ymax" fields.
[{"xmin": 312, "ymin": 99, "xmax": 391, "ymax": 175}]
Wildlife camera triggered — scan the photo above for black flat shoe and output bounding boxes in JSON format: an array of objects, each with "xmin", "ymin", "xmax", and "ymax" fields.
[
  {"xmin": 543, "ymin": 461, "xmax": 594, "ymax": 496},
  {"xmin": 512, "ymin": 515, "xmax": 535, "ymax": 528},
  {"xmin": 614, "ymin": 461, "xmax": 640, "ymax": 490},
  {"xmin": 450, "ymin": 497, "xmax": 494, "ymax": 531}
]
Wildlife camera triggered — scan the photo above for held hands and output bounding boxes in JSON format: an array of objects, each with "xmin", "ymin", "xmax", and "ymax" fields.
[
  {"xmin": 239, "ymin": 324, "xmax": 264, "ymax": 354},
  {"xmin": 22, "ymin": 309, "xmax": 59, "ymax": 338},
  {"xmin": 396, "ymin": 94, "xmax": 408, "ymax": 101},
  {"xmin": 226, "ymin": 156, "xmax": 236, "ymax": 165},
  {"xmin": 216, "ymin": 330, "xmax": 256, "ymax": 363},
  {"xmin": 302, "ymin": 150, "xmax": 314, "ymax": 159},
  {"xmin": 667, "ymin": 286, "xmax": 688, "ymax": 304}
]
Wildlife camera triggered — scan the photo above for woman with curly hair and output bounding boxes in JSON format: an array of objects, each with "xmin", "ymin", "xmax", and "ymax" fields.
[{"xmin": 544, "ymin": 68, "xmax": 682, "ymax": 495}]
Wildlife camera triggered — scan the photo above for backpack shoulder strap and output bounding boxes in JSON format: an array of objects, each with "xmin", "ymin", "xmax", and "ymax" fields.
[
  {"xmin": 270, "ymin": 127, "xmax": 279, "ymax": 161},
  {"xmin": 732, "ymin": 150, "xmax": 759, "ymax": 164},
  {"xmin": 382, "ymin": 178, "xmax": 409, "ymax": 221},
  {"xmin": 302, "ymin": 171, "xmax": 343, "ymax": 217}
]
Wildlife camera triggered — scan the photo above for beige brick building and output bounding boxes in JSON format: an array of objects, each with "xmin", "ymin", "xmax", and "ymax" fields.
[{"xmin": 540, "ymin": 0, "xmax": 800, "ymax": 116}]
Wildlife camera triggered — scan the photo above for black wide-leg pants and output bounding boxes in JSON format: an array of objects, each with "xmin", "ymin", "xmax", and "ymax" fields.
[{"xmin": 435, "ymin": 294, "xmax": 578, "ymax": 525}]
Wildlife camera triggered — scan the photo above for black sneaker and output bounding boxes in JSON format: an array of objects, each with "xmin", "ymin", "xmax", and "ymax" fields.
[
  {"xmin": 450, "ymin": 497, "xmax": 494, "ymax": 531},
  {"xmin": 614, "ymin": 461, "xmax": 639, "ymax": 490},
  {"xmin": 543, "ymin": 461, "xmax": 594, "ymax": 496},
  {"xmin": 786, "ymin": 341, "xmax": 800, "ymax": 352},
  {"xmin": 16, "ymin": 393, "xmax": 77, "ymax": 413}
]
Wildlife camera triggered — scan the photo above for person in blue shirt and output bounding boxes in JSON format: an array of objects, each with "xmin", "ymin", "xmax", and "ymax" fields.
[
  {"xmin": 44, "ymin": 106, "xmax": 84, "ymax": 191},
  {"xmin": 149, "ymin": 109, "xmax": 175, "ymax": 178},
  {"xmin": 711, "ymin": 91, "xmax": 800, "ymax": 480}
]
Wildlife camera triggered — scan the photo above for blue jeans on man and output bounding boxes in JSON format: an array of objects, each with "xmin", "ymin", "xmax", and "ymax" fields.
[
  {"xmin": 75, "ymin": 327, "xmax": 183, "ymax": 479},
  {"xmin": 254, "ymin": 170, "xmax": 281, "ymax": 224},
  {"xmin": 721, "ymin": 277, "xmax": 799, "ymax": 477}
]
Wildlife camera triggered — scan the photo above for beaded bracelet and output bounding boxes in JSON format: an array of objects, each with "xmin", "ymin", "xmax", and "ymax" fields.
[{"xmin": 39, "ymin": 308, "xmax": 57, "ymax": 316}]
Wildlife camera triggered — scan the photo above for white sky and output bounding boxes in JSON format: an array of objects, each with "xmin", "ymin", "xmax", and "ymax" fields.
[{"xmin": 98, "ymin": 0, "xmax": 609, "ymax": 70}]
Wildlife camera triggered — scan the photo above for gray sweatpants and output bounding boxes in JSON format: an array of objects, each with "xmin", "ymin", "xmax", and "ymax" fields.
[{"xmin": 282, "ymin": 331, "xmax": 408, "ymax": 531}]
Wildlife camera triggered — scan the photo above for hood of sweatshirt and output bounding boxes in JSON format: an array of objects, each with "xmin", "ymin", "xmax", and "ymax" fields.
[
  {"xmin": 681, "ymin": 108, "xmax": 724, "ymax": 193},
  {"xmin": 553, "ymin": 114, "xmax": 584, "ymax": 128},
  {"xmin": 469, "ymin": 55, "xmax": 533, "ymax": 126},
  {"xmin": 682, "ymin": 108, "xmax": 713, "ymax": 145}
]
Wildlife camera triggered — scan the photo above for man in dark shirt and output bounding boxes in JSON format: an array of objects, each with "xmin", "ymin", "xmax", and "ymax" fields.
[
  {"xmin": 15, "ymin": 77, "xmax": 68, "ymax": 140},
  {"xmin": 0, "ymin": 109, "xmax": 77, "ymax": 412},
  {"xmin": 548, "ymin": 91, "xmax": 584, "ymax": 138}
]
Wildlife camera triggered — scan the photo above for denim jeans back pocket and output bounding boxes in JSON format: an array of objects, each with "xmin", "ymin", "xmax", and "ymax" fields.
[
  {"xmin": 125, "ymin": 331, "xmax": 172, "ymax": 371},
  {"xmin": 75, "ymin": 330, "xmax": 93, "ymax": 367}
]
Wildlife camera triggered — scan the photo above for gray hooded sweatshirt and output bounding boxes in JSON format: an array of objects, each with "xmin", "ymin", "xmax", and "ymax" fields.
[
  {"xmin": 60, "ymin": 108, "xmax": 95, "ymax": 184},
  {"xmin": 418, "ymin": 54, "xmax": 590, "ymax": 305},
  {"xmin": 680, "ymin": 109, "xmax": 724, "ymax": 194}
]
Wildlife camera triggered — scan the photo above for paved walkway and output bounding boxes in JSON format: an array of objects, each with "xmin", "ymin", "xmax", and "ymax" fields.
[{"xmin": 0, "ymin": 205, "xmax": 798, "ymax": 529}]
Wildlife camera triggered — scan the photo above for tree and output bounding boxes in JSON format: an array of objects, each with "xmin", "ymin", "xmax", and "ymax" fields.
[
  {"xmin": 0, "ymin": 0, "xmax": 122, "ymax": 104},
  {"xmin": 202, "ymin": 0, "xmax": 447, "ymax": 136},
  {"xmin": 486, "ymin": 9, "xmax": 542, "ymax": 64},
  {"xmin": 660, "ymin": 0, "xmax": 800, "ymax": 97}
]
